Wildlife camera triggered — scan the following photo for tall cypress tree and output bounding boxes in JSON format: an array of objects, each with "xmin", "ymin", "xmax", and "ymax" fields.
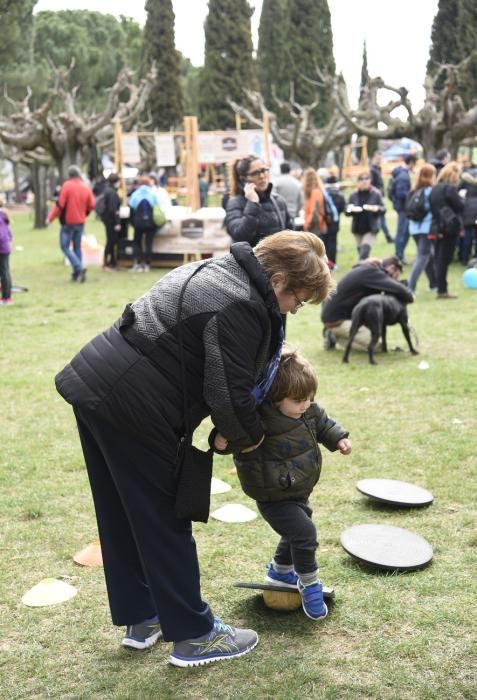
[
  {"xmin": 256, "ymin": 0, "xmax": 288, "ymax": 110},
  {"xmin": 285, "ymin": 0, "xmax": 336, "ymax": 126},
  {"xmin": 199, "ymin": 0, "xmax": 257, "ymax": 130},
  {"xmin": 358, "ymin": 41, "xmax": 377, "ymax": 156},
  {"xmin": 427, "ymin": 0, "xmax": 461, "ymax": 71},
  {"xmin": 143, "ymin": 0, "xmax": 183, "ymax": 130},
  {"xmin": 359, "ymin": 41, "xmax": 369, "ymax": 104},
  {"xmin": 456, "ymin": 0, "xmax": 477, "ymax": 108}
]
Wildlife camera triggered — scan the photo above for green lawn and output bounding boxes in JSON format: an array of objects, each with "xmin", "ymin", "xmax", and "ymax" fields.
[{"xmin": 1, "ymin": 211, "xmax": 476, "ymax": 699}]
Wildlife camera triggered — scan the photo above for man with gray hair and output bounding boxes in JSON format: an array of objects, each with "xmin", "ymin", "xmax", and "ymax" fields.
[
  {"xmin": 47, "ymin": 165, "xmax": 95, "ymax": 282},
  {"xmin": 273, "ymin": 162, "xmax": 304, "ymax": 221}
]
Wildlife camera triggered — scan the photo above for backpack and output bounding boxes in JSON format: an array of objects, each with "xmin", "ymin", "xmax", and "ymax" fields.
[
  {"xmin": 94, "ymin": 193, "xmax": 107, "ymax": 219},
  {"xmin": 308, "ymin": 191, "xmax": 327, "ymax": 235},
  {"xmin": 133, "ymin": 198, "xmax": 154, "ymax": 229},
  {"xmin": 405, "ymin": 188, "xmax": 427, "ymax": 221},
  {"xmin": 153, "ymin": 204, "xmax": 166, "ymax": 228},
  {"xmin": 386, "ymin": 176, "xmax": 396, "ymax": 202},
  {"xmin": 439, "ymin": 205, "xmax": 461, "ymax": 237}
]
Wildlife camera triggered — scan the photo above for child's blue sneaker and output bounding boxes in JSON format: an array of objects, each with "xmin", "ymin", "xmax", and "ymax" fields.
[
  {"xmin": 266, "ymin": 563, "xmax": 299, "ymax": 589},
  {"xmin": 298, "ymin": 581, "xmax": 328, "ymax": 620}
]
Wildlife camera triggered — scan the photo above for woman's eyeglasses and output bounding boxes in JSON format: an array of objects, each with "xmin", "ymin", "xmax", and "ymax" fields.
[
  {"xmin": 247, "ymin": 167, "xmax": 270, "ymax": 178},
  {"xmin": 291, "ymin": 289, "xmax": 306, "ymax": 309}
]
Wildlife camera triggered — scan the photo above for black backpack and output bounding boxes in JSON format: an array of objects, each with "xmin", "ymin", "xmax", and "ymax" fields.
[
  {"xmin": 133, "ymin": 198, "xmax": 154, "ymax": 229},
  {"xmin": 405, "ymin": 188, "xmax": 427, "ymax": 221},
  {"xmin": 439, "ymin": 205, "xmax": 461, "ymax": 237}
]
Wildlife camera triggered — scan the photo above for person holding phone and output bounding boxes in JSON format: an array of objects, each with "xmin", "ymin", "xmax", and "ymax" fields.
[{"xmin": 225, "ymin": 156, "xmax": 293, "ymax": 245}]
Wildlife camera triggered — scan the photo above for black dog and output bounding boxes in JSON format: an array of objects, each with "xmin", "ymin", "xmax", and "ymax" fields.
[{"xmin": 342, "ymin": 294, "xmax": 419, "ymax": 365}]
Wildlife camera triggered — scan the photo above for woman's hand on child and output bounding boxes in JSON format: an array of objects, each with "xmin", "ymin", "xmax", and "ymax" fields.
[
  {"xmin": 338, "ymin": 438, "xmax": 352, "ymax": 455},
  {"xmin": 214, "ymin": 433, "xmax": 229, "ymax": 451}
]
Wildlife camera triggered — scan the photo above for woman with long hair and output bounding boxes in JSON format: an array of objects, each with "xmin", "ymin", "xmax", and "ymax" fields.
[
  {"xmin": 225, "ymin": 156, "xmax": 292, "ymax": 246},
  {"xmin": 408, "ymin": 163, "xmax": 437, "ymax": 294},
  {"xmin": 303, "ymin": 169, "xmax": 338, "ymax": 267},
  {"xmin": 429, "ymin": 161, "xmax": 464, "ymax": 299}
]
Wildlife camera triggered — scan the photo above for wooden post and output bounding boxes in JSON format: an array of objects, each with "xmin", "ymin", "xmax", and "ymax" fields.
[
  {"xmin": 263, "ymin": 113, "xmax": 271, "ymax": 165},
  {"xmin": 360, "ymin": 136, "xmax": 369, "ymax": 167},
  {"xmin": 184, "ymin": 116, "xmax": 200, "ymax": 211},
  {"xmin": 114, "ymin": 118, "xmax": 127, "ymax": 204},
  {"xmin": 235, "ymin": 113, "xmax": 242, "ymax": 131}
]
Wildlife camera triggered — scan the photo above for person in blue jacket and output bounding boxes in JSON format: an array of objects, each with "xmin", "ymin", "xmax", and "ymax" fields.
[
  {"xmin": 388, "ymin": 154, "xmax": 417, "ymax": 263},
  {"xmin": 408, "ymin": 163, "xmax": 437, "ymax": 294}
]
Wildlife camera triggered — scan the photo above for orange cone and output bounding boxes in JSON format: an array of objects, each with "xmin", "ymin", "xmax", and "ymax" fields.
[{"xmin": 73, "ymin": 540, "xmax": 103, "ymax": 567}]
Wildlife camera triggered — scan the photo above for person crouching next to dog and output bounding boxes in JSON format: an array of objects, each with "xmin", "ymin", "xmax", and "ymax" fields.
[
  {"xmin": 321, "ymin": 255, "xmax": 414, "ymax": 351},
  {"xmin": 346, "ymin": 171, "xmax": 386, "ymax": 260},
  {"xmin": 211, "ymin": 350, "xmax": 352, "ymax": 621}
]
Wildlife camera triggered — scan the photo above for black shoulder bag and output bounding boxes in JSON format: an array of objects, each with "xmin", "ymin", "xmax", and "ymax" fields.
[{"xmin": 174, "ymin": 262, "xmax": 214, "ymax": 523}]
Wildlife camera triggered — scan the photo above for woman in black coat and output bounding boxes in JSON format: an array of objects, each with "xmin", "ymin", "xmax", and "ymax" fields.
[
  {"xmin": 429, "ymin": 161, "xmax": 464, "ymax": 299},
  {"xmin": 459, "ymin": 166, "xmax": 477, "ymax": 264},
  {"xmin": 225, "ymin": 156, "xmax": 292, "ymax": 246},
  {"xmin": 54, "ymin": 231, "xmax": 332, "ymax": 668}
]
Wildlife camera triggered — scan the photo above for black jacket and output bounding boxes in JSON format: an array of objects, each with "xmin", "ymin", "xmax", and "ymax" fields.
[
  {"xmin": 321, "ymin": 262, "xmax": 414, "ymax": 324},
  {"xmin": 234, "ymin": 402, "xmax": 348, "ymax": 503},
  {"xmin": 429, "ymin": 182, "xmax": 464, "ymax": 233},
  {"xmin": 225, "ymin": 183, "xmax": 292, "ymax": 246},
  {"xmin": 102, "ymin": 184, "xmax": 121, "ymax": 226},
  {"xmin": 370, "ymin": 164, "xmax": 384, "ymax": 194},
  {"xmin": 460, "ymin": 170, "xmax": 477, "ymax": 227},
  {"xmin": 55, "ymin": 243, "xmax": 283, "ymax": 463},
  {"xmin": 346, "ymin": 188, "xmax": 385, "ymax": 235}
]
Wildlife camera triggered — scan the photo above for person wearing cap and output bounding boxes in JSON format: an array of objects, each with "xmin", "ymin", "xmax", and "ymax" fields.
[
  {"xmin": 47, "ymin": 165, "xmax": 95, "ymax": 282},
  {"xmin": 321, "ymin": 255, "xmax": 414, "ymax": 350}
]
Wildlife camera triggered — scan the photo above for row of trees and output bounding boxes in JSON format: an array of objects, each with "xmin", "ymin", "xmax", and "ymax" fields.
[{"xmin": 2, "ymin": 0, "xmax": 477, "ymax": 214}]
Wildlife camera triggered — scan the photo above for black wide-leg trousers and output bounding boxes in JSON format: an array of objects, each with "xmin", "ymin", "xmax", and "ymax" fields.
[{"xmin": 73, "ymin": 406, "xmax": 214, "ymax": 642}]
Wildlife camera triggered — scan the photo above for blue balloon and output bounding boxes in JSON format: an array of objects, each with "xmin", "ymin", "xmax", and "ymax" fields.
[{"xmin": 462, "ymin": 267, "xmax": 477, "ymax": 289}]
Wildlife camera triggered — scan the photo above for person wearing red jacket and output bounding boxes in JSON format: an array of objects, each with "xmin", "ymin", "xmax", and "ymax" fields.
[{"xmin": 48, "ymin": 166, "xmax": 95, "ymax": 282}]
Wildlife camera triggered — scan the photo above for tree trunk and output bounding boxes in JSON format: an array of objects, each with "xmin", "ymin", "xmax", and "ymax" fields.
[
  {"xmin": 31, "ymin": 163, "xmax": 49, "ymax": 229},
  {"xmin": 12, "ymin": 162, "xmax": 21, "ymax": 203}
]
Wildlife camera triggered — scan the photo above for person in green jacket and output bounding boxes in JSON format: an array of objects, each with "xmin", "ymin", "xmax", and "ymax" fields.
[{"xmin": 214, "ymin": 350, "xmax": 352, "ymax": 621}]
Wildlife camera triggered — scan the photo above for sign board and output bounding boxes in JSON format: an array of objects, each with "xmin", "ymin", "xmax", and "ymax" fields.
[
  {"xmin": 198, "ymin": 130, "xmax": 264, "ymax": 163},
  {"xmin": 121, "ymin": 134, "xmax": 141, "ymax": 165},
  {"xmin": 155, "ymin": 133, "xmax": 176, "ymax": 167}
]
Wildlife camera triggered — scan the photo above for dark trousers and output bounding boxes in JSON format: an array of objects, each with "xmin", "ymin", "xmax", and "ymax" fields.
[
  {"xmin": 103, "ymin": 222, "xmax": 117, "ymax": 267},
  {"xmin": 319, "ymin": 222, "xmax": 338, "ymax": 265},
  {"xmin": 435, "ymin": 234, "xmax": 457, "ymax": 294},
  {"xmin": 379, "ymin": 214, "xmax": 392, "ymax": 240},
  {"xmin": 73, "ymin": 407, "xmax": 214, "ymax": 642},
  {"xmin": 257, "ymin": 499, "xmax": 318, "ymax": 574},
  {"xmin": 133, "ymin": 227, "xmax": 155, "ymax": 264},
  {"xmin": 395, "ymin": 211, "xmax": 410, "ymax": 261},
  {"xmin": 0, "ymin": 253, "xmax": 12, "ymax": 299},
  {"xmin": 461, "ymin": 225, "xmax": 477, "ymax": 263}
]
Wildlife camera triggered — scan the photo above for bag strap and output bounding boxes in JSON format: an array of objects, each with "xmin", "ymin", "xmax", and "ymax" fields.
[
  {"xmin": 176, "ymin": 260, "xmax": 213, "ymax": 439},
  {"xmin": 271, "ymin": 194, "xmax": 285, "ymax": 230}
]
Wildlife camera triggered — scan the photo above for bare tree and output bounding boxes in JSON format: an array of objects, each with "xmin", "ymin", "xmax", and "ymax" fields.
[
  {"xmin": 230, "ymin": 79, "xmax": 353, "ymax": 167},
  {"xmin": 323, "ymin": 56, "xmax": 477, "ymax": 159},
  {"xmin": 0, "ymin": 63, "xmax": 156, "ymax": 226}
]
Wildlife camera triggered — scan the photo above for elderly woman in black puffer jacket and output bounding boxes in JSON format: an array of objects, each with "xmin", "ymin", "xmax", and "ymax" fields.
[{"xmin": 225, "ymin": 155, "xmax": 293, "ymax": 246}]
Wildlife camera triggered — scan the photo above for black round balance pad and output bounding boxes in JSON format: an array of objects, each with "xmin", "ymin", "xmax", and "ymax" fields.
[
  {"xmin": 340, "ymin": 524, "xmax": 433, "ymax": 572},
  {"xmin": 356, "ymin": 479, "xmax": 433, "ymax": 507},
  {"xmin": 234, "ymin": 582, "xmax": 335, "ymax": 599}
]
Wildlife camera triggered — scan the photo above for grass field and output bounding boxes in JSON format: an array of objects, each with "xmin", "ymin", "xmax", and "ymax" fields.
[{"xmin": 1, "ymin": 210, "xmax": 476, "ymax": 699}]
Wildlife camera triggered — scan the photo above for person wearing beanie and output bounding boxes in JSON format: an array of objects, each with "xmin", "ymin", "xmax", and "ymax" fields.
[{"xmin": 321, "ymin": 255, "xmax": 413, "ymax": 350}]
